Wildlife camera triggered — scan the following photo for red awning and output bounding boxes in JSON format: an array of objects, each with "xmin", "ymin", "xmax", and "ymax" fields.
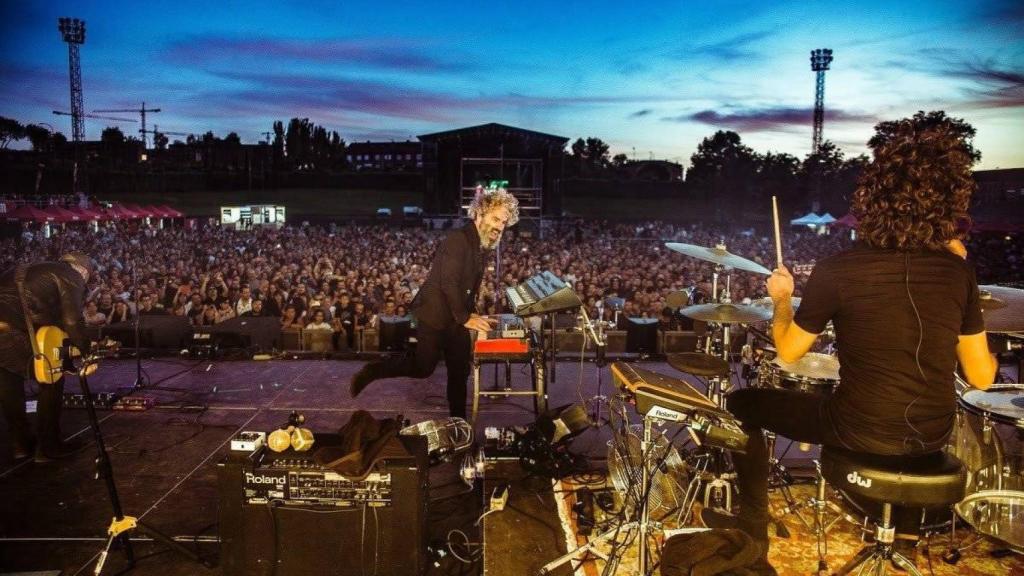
[
  {"xmin": 831, "ymin": 213, "xmax": 858, "ymax": 228},
  {"xmin": 157, "ymin": 204, "xmax": 185, "ymax": 218},
  {"xmin": 42, "ymin": 205, "xmax": 80, "ymax": 223},
  {"xmin": 109, "ymin": 204, "xmax": 142, "ymax": 218},
  {"xmin": 125, "ymin": 203, "xmax": 157, "ymax": 218},
  {"xmin": 67, "ymin": 206, "xmax": 106, "ymax": 220},
  {"xmin": 4, "ymin": 205, "xmax": 55, "ymax": 223},
  {"xmin": 140, "ymin": 204, "xmax": 168, "ymax": 218}
]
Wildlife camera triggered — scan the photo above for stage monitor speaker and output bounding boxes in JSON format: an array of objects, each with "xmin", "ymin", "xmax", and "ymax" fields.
[
  {"xmin": 218, "ymin": 434, "xmax": 428, "ymax": 576},
  {"xmin": 378, "ymin": 315, "xmax": 411, "ymax": 351},
  {"xmin": 103, "ymin": 315, "xmax": 192, "ymax": 349},
  {"xmin": 625, "ymin": 317, "xmax": 659, "ymax": 354},
  {"xmin": 210, "ymin": 316, "xmax": 281, "ymax": 350}
]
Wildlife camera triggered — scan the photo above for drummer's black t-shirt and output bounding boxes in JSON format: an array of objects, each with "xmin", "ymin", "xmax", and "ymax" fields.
[{"xmin": 794, "ymin": 243, "xmax": 985, "ymax": 456}]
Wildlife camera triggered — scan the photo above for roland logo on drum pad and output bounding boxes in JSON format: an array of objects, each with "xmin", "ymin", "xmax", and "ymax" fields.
[
  {"xmin": 648, "ymin": 405, "xmax": 687, "ymax": 422},
  {"xmin": 847, "ymin": 470, "xmax": 872, "ymax": 489}
]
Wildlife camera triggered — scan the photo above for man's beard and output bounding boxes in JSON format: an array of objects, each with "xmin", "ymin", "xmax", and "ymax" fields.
[{"xmin": 480, "ymin": 228, "xmax": 502, "ymax": 249}]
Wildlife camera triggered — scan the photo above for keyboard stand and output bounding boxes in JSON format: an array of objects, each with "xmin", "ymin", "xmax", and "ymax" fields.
[{"xmin": 471, "ymin": 338, "xmax": 546, "ymax": 423}]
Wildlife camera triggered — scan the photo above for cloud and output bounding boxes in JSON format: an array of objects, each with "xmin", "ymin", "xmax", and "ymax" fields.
[
  {"xmin": 946, "ymin": 61, "xmax": 1024, "ymax": 109},
  {"xmin": 164, "ymin": 35, "xmax": 473, "ymax": 73},
  {"xmin": 630, "ymin": 108, "xmax": 654, "ymax": 118},
  {"xmin": 680, "ymin": 30, "xmax": 774, "ymax": 63},
  {"xmin": 669, "ymin": 107, "xmax": 877, "ymax": 132},
  {"xmin": 180, "ymin": 69, "xmax": 697, "ymax": 124}
]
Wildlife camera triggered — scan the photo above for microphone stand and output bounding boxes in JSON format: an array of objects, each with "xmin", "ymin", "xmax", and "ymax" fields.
[
  {"xmin": 579, "ymin": 306, "xmax": 608, "ymax": 426},
  {"xmin": 131, "ymin": 263, "xmax": 148, "ymax": 389}
]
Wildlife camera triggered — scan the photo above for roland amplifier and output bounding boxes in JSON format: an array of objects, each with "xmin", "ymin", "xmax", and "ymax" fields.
[{"xmin": 218, "ymin": 433, "xmax": 428, "ymax": 576}]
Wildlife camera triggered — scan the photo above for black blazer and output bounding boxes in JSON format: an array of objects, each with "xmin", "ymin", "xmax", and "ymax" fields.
[
  {"xmin": 411, "ymin": 224, "xmax": 484, "ymax": 330},
  {"xmin": 0, "ymin": 262, "xmax": 89, "ymax": 375}
]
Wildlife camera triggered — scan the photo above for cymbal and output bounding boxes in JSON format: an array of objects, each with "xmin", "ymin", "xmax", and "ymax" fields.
[
  {"xmin": 679, "ymin": 302, "xmax": 772, "ymax": 324},
  {"xmin": 664, "ymin": 242, "xmax": 771, "ymax": 275},
  {"xmin": 665, "ymin": 290, "xmax": 690, "ymax": 308},
  {"xmin": 667, "ymin": 352, "xmax": 730, "ymax": 377},
  {"xmin": 978, "ymin": 285, "xmax": 1024, "ymax": 333},
  {"xmin": 751, "ymin": 296, "xmax": 802, "ymax": 311}
]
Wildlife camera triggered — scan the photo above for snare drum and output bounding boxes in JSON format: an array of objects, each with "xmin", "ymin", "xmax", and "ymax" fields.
[
  {"xmin": 951, "ymin": 383, "xmax": 1024, "ymax": 551},
  {"xmin": 757, "ymin": 352, "xmax": 840, "ymax": 395}
]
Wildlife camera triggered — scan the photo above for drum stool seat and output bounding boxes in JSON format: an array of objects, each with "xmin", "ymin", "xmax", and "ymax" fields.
[{"xmin": 821, "ymin": 447, "xmax": 966, "ymax": 576}]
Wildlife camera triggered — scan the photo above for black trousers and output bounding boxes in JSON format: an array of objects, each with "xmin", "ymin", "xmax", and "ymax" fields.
[
  {"xmin": 375, "ymin": 322, "xmax": 472, "ymax": 418},
  {"xmin": 0, "ymin": 367, "xmax": 64, "ymax": 450},
  {"xmin": 727, "ymin": 387, "xmax": 922, "ymax": 540}
]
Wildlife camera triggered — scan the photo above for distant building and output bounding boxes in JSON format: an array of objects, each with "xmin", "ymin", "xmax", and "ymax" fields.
[
  {"xmin": 625, "ymin": 159, "xmax": 684, "ymax": 182},
  {"xmin": 974, "ymin": 168, "xmax": 1024, "ymax": 203},
  {"xmin": 346, "ymin": 141, "xmax": 423, "ymax": 171},
  {"xmin": 418, "ymin": 123, "xmax": 568, "ymax": 217}
]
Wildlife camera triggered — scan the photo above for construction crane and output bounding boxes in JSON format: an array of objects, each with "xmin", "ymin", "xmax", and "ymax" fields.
[
  {"xmin": 140, "ymin": 125, "xmax": 191, "ymax": 147},
  {"xmin": 92, "ymin": 102, "xmax": 161, "ymax": 148},
  {"xmin": 53, "ymin": 110, "xmax": 137, "ymax": 129}
]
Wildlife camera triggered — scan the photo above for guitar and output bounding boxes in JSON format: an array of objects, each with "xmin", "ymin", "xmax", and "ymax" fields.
[{"xmin": 33, "ymin": 326, "xmax": 118, "ymax": 383}]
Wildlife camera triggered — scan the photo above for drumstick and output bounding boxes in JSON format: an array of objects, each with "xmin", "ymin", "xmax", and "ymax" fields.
[{"xmin": 772, "ymin": 196, "xmax": 783, "ymax": 269}]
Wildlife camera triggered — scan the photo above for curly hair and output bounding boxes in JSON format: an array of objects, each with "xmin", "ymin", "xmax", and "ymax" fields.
[
  {"xmin": 852, "ymin": 118, "xmax": 975, "ymax": 251},
  {"xmin": 468, "ymin": 187, "xmax": 520, "ymax": 227}
]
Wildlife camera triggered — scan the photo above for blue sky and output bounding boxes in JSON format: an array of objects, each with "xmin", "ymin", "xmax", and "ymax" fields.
[{"xmin": 2, "ymin": 0, "xmax": 1021, "ymax": 169}]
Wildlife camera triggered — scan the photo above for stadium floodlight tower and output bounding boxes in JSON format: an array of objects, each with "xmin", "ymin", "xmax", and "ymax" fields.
[
  {"xmin": 809, "ymin": 48, "xmax": 833, "ymax": 154},
  {"xmin": 58, "ymin": 17, "xmax": 86, "ymax": 143}
]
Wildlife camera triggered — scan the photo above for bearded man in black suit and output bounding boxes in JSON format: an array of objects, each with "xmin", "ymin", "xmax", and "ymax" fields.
[{"xmin": 350, "ymin": 188, "xmax": 519, "ymax": 418}]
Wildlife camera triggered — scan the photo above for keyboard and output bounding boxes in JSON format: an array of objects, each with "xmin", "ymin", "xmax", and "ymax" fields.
[{"xmin": 505, "ymin": 271, "xmax": 583, "ymax": 317}]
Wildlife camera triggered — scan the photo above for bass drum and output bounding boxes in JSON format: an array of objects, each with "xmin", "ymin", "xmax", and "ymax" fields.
[{"xmin": 948, "ymin": 380, "xmax": 1024, "ymax": 552}]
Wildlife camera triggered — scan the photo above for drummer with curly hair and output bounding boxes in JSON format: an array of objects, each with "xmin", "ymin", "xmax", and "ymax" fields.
[
  {"xmin": 702, "ymin": 114, "xmax": 998, "ymax": 569},
  {"xmin": 349, "ymin": 187, "xmax": 519, "ymax": 418}
]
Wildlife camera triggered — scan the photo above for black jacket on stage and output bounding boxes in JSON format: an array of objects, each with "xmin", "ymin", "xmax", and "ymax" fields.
[
  {"xmin": 411, "ymin": 224, "xmax": 485, "ymax": 330},
  {"xmin": 0, "ymin": 262, "xmax": 89, "ymax": 376}
]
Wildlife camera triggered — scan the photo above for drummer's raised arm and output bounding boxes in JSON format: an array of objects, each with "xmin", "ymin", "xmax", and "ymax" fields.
[{"xmin": 956, "ymin": 332, "xmax": 997, "ymax": 391}]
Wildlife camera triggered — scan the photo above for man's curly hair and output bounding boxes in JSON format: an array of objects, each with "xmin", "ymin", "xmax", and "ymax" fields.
[
  {"xmin": 468, "ymin": 187, "xmax": 520, "ymax": 226},
  {"xmin": 852, "ymin": 118, "xmax": 975, "ymax": 251}
]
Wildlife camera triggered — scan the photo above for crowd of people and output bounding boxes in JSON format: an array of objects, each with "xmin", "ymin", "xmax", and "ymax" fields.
[{"xmin": 4, "ymin": 217, "xmax": 1019, "ymax": 347}]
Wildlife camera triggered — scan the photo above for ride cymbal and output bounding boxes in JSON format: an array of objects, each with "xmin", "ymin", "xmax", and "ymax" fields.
[{"xmin": 664, "ymin": 242, "xmax": 771, "ymax": 275}]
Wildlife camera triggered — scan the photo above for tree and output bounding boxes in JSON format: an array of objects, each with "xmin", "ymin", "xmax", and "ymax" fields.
[
  {"xmin": 611, "ymin": 153, "xmax": 629, "ymax": 168},
  {"xmin": 153, "ymin": 131, "xmax": 169, "ymax": 150},
  {"xmin": 101, "ymin": 126, "xmax": 125, "ymax": 145},
  {"xmin": 758, "ymin": 151, "xmax": 801, "ymax": 205},
  {"xmin": 0, "ymin": 116, "xmax": 26, "ymax": 149},
  {"xmin": 868, "ymin": 110, "xmax": 979, "ymax": 164},
  {"xmin": 224, "ymin": 132, "xmax": 241, "ymax": 146},
  {"xmin": 584, "ymin": 137, "xmax": 610, "ymax": 169},
  {"xmin": 687, "ymin": 131, "xmax": 759, "ymax": 206},
  {"xmin": 25, "ymin": 124, "xmax": 52, "ymax": 152}
]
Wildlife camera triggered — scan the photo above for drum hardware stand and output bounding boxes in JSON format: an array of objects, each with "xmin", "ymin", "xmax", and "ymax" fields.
[
  {"xmin": 537, "ymin": 413, "xmax": 698, "ymax": 576},
  {"xmin": 60, "ymin": 345, "xmax": 211, "ymax": 575}
]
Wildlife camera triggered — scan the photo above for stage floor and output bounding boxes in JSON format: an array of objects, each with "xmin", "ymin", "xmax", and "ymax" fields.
[{"xmin": 0, "ymin": 357, "xmax": 1020, "ymax": 575}]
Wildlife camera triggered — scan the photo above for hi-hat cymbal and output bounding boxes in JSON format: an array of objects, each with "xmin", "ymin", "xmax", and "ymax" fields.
[
  {"xmin": 667, "ymin": 352, "xmax": 730, "ymax": 377},
  {"xmin": 679, "ymin": 302, "xmax": 772, "ymax": 323},
  {"xmin": 978, "ymin": 285, "xmax": 1024, "ymax": 333},
  {"xmin": 664, "ymin": 242, "xmax": 772, "ymax": 275}
]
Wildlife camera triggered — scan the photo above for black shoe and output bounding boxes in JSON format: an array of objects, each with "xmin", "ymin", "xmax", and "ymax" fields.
[
  {"xmin": 12, "ymin": 437, "xmax": 35, "ymax": 461},
  {"xmin": 34, "ymin": 444, "xmax": 78, "ymax": 463},
  {"xmin": 699, "ymin": 507, "xmax": 738, "ymax": 530},
  {"xmin": 350, "ymin": 362, "xmax": 383, "ymax": 397}
]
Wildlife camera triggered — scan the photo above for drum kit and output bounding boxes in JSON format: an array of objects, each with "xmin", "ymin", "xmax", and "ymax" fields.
[{"xmin": 663, "ymin": 241, "xmax": 1024, "ymax": 556}]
